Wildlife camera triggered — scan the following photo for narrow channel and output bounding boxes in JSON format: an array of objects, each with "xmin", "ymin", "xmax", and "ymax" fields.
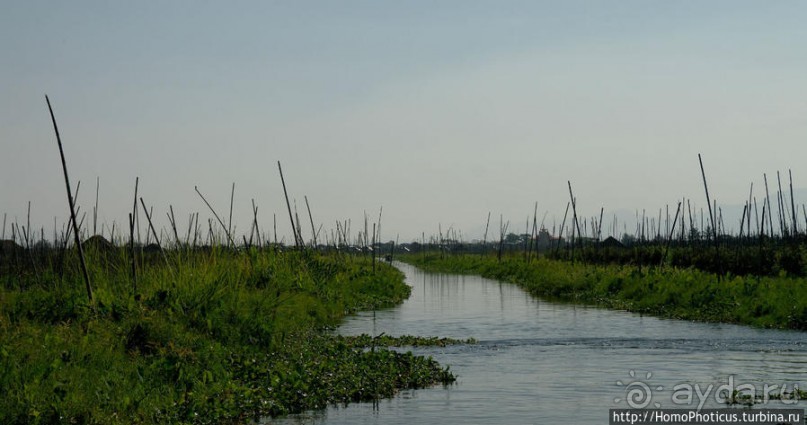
[{"xmin": 276, "ymin": 262, "xmax": 806, "ymax": 424}]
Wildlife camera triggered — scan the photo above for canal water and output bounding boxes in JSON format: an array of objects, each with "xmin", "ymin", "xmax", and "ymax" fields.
[{"xmin": 275, "ymin": 262, "xmax": 806, "ymax": 424}]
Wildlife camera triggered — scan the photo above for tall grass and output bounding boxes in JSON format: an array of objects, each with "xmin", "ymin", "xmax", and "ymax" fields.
[{"xmin": 0, "ymin": 247, "xmax": 455, "ymax": 424}]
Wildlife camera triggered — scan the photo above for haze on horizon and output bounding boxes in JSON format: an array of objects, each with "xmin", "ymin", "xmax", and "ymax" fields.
[{"xmin": 2, "ymin": 1, "xmax": 807, "ymax": 244}]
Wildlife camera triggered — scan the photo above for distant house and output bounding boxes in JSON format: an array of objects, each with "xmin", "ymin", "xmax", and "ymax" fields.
[
  {"xmin": 600, "ymin": 236, "xmax": 624, "ymax": 248},
  {"xmin": 535, "ymin": 227, "xmax": 561, "ymax": 250}
]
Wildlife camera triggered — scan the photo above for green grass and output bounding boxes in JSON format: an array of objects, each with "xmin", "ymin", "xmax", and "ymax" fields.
[
  {"xmin": 403, "ymin": 253, "xmax": 807, "ymax": 330},
  {"xmin": 0, "ymin": 248, "xmax": 457, "ymax": 424}
]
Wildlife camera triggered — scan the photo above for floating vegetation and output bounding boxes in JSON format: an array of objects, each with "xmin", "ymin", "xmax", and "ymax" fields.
[
  {"xmin": 727, "ymin": 388, "xmax": 807, "ymax": 406},
  {"xmin": 338, "ymin": 333, "xmax": 478, "ymax": 348}
]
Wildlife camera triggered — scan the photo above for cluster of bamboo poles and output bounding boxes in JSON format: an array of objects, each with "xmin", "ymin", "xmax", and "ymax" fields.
[
  {"xmin": 5, "ymin": 98, "xmax": 807, "ymax": 296},
  {"xmin": 0, "ymin": 97, "xmax": 395, "ymax": 304},
  {"xmin": 416, "ymin": 154, "xmax": 806, "ymax": 269}
]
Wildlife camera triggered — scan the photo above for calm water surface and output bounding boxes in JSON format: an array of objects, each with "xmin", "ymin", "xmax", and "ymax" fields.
[{"xmin": 274, "ymin": 262, "xmax": 806, "ymax": 424}]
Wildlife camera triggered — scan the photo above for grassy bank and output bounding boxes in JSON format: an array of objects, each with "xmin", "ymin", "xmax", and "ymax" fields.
[
  {"xmin": 403, "ymin": 253, "xmax": 807, "ymax": 330},
  {"xmin": 0, "ymin": 248, "xmax": 456, "ymax": 424}
]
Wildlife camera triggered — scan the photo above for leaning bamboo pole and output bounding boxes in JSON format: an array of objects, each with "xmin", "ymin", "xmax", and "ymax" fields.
[
  {"xmin": 698, "ymin": 154, "xmax": 721, "ymax": 275},
  {"xmin": 46, "ymin": 95, "xmax": 93, "ymax": 304},
  {"xmin": 277, "ymin": 161, "xmax": 300, "ymax": 248},
  {"xmin": 305, "ymin": 196, "xmax": 317, "ymax": 247},
  {"xmin": 661, "ymin": 201, "xmax": 681, "ymax": 266},
  {"xmin": 194, "ymin": 186, "xmax": 236, "ymax": 248}
]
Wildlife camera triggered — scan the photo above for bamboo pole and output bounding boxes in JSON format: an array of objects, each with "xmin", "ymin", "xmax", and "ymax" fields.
[
  {"xmin": 185, "ymin": 213, "xmax": 194, "ymax": 247},
  {"xmin": 763, "ymin": 173, "xmax": 774, "ymax": 237},
  {"xmin": 194, "ymin": 186, "xmax": 236, "ymax": 248},
  {"xmin": 168, "ymin": 205, "xmax": 180, "ymax": 249},
  {"xmin": 567, "ymin": 181, "xmax": 580, "ymax": 262},
  {"xmin": 277, "ymin": 162, "xmax": 300, "ymax": 248},
  {"xmin": 46, "ymin": 95, "xmax": 93, "ymax": 304},
  {"xmin": 372, "ymin": 223, "xmax": 376, "ymax": 273},
  {"xmin": 747, "ymin": 183, "xmax": 754, "ymax": 238},
  {"xmin": 93, "ymin": 176, "xmax": 99, "ymax": 236},
  {"xmin": 305, "ymin": 196, "xmax": 317, "ymax": 247},
  {"xmin": 661, "ymin": 201, "xmax": 681, "ymax": 266},
  {"xmin": 376, "ymin": 206, "xmax": 383, "ymax": 251},
  {"xmin": 527, "ymin": 202, "xmax": 537, "ymax": 262},
  {"xmin": 25, "ymin": 202, "xmax": 40, "ymax": 277},
  {"xmin": 556, "ymin": 202, "xmax": 570, "ymax": 255},
  {"xmin": 698, "ymin": 154, "xmax": 720, "ymax": 274},
  {"xmin": 789, "ymin": 169, "xmax": 798, "ymax": 236},
  {"xmin": 251, "ymin": 199, "xmax": 261, "ymax": 247},
  {"xmin": 192, "ymin": 212, "xmax": 200, "ymax": 248},
  {"xmin": 132, "ymin": 177, "xmax": 140, "ymax": 249},
  {"xmin": 780, "ymin": 188, "xmax": 786, "ymax": 236},
  {"xmin": 482, "ymin": 211, "xmax": 490, "ymax": 257},
  {"xmin": 294, "ymin": 201, "xmax": 303, "ymax": 248},
  {"xmin": 228, "ymin": 182, "xmax": 235, "ymax": 245},
  {"xmin": 139, "ymin": 198, "xmax": 169, "ymax": 269},
  {"xmin": 129, "ymin": 213, "xmax": 137, "ymax": 294},
  {"xmin": 699, "ymin": 155, "xmax": 716, "ymax": 238},
  {"xmin": 803, "ymin": 205, "xmax": 807, "ymax": 236},
  {"xmin": 758, "ymin": 203, "xmax": 766, "ymax": 278}
]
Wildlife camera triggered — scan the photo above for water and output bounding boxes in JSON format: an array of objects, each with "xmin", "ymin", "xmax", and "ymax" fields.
[{"xmin": 274, "ymin": 262, "xmax": 807, "ymax": 424}]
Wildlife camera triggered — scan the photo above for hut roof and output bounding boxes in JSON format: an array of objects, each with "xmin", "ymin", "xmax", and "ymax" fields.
[
  {"xmin": 0, "ymin": 239, "xmax": 22, "ymax": 251},
  {"xmin": 83, "ymin": 235, "xmax": 115, "ymax": 251},
  {"xmin": 601, "ymin": 236, "xmax": 624, "ymax": 248}
]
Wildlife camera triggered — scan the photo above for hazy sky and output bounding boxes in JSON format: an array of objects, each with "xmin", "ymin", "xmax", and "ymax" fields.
[{"xmin": 2, "ymin": 1, "xmax": 807, "ymax": 243}]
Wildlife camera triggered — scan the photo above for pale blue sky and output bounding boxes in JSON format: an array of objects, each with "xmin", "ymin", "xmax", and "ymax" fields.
[{"xmin": 2, "ymin": 1, "xmax": 807, "ymax": 242}]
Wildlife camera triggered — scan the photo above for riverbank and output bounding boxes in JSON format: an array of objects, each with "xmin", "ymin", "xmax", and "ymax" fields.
[
  {"xmin": 403, "ymin": 253, "xmax": 807, "ymax": 330},
  {"xmin": 0, "ymin": 249, "xmax": 456, "ymax": 424}
]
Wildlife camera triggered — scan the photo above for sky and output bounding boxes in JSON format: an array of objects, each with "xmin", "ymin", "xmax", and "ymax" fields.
[{"xmin": 2, "ymin": 1, "xmax": 807, "ymax": 244}]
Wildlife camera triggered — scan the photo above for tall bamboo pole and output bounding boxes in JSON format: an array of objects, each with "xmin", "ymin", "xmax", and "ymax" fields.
[
  {"xmin": 277, "ymin": 162, "xmax": 300, "ymax": 248},
  {"xmin": 698, "ymin": 154, "xmax": 720, "ymax": 274},
  {"xmin": 46, "ymin": 96, "xmax": 93, "ymax": 304}
]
